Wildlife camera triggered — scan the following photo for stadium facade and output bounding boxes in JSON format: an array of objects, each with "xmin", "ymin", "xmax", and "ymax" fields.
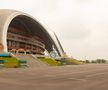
[{"xmin": 0, "ymin": 9, "xmax": 65, "ymax": 58}]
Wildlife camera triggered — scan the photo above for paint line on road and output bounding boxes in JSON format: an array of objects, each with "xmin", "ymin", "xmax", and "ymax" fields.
[
  {"xmin": 45, "ymin": 75, "xmax": 56, "ymax": 77},
  {"xmin": 67, "ymin": 78, "xmax": 86, "ymax": 81},
  {"xmin": 45, "ymin": 75, "xmax": 86, "ymax": 81},
  {"xmin": 45, "ymin": 68, "xmax": 108, "ymax": 78},
  {"xmin": 86, "ymin": 72, "xmax": 106, "ymax": 78}
]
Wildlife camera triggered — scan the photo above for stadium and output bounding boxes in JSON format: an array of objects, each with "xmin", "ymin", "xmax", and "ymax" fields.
[
  {"xmin": 0, "ymin": 9, "xmax": 65, "ymax": 57},
  {"xmin": 0, "ymin": 9, "xmax": 81, "ymax": 68}
]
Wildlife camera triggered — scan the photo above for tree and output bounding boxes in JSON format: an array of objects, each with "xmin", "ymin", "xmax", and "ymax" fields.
[
  {"xmin": 85, "ymin": 60, "xmax": 90, "ymax": 63},
  {"xmin": 96, "ymin": 59, "xmax": 106, "ymax": 63},
  {"xmin": 91, "ymin": 60, "xmax": 97, "ymax": 63}
]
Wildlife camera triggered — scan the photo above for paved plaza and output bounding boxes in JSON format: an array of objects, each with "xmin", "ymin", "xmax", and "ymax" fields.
[{"xmin": 0, "ymin": 64, "xmax": 108, "ymax": 90}]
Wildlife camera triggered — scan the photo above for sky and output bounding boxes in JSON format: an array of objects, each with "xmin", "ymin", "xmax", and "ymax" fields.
[{"xmin": 0, "ymin": 0, "xmax": 108, "ymax": 60}]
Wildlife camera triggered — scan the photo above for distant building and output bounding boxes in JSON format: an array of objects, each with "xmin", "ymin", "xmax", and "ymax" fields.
[{"xmin": 0, "ymin": 9, "xmax": 65, "ymax": 58}]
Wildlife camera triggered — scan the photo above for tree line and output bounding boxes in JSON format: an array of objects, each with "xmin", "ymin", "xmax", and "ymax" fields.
[{"xmin": 84, "ymin": 59, "xmax": 107, "ymax": 64}]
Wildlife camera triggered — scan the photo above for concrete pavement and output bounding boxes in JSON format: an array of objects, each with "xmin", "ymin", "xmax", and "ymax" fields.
[{"xmin": 0, "ymin": 64, "xmax": 108, "ymax": 90}]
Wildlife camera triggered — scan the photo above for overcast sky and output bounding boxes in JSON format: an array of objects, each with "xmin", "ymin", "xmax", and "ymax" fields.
[{"xmin": 1, "ymin": 0, "xmax": 108, "ymax": 60}]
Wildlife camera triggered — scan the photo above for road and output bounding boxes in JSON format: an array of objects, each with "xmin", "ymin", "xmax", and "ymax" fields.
[{"xmin": 0, "ymin": 64, "xmax": 108, "ymax": 90}]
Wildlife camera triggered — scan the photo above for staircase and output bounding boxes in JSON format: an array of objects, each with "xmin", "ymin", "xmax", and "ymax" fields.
[{"xmin": 12, "ymin": 54, "xmax": 48, "ymax": 68}]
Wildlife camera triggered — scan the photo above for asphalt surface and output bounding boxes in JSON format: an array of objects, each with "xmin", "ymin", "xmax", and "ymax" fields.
[{"xmin": 0, "ymin": 64, "xmax": 108, "ymax": 90}]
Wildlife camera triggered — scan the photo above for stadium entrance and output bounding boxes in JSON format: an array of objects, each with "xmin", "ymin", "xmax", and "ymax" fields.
[{"xmin": 7, "ymin": 16, "xmax": 45, "ymax": 55}]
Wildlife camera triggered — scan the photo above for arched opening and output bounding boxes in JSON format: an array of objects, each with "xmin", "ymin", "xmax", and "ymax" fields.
[{"xmin": 7, "ymin": 15, "xmax": 54, "ymax": 55}]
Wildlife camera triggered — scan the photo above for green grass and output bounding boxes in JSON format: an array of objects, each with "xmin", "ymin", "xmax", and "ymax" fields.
[
  {"xmin": 37, "ymin": 57, "xmax": 60, "ymax": 66},
  {"xmin": 67, "ymin": 59, "xmax": 82, "ymax": 65},
  {"xmin": 38, "ymin": 57, "xmax": 82, "ymax": 66},
  {"xmin": 65, "ymin": 58, "xmax": 83, "ymax": 65}
]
